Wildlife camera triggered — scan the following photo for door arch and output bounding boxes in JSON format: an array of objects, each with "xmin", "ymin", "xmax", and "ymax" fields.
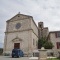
[{"xmin": 12, "ymin": 37, "xmax": 22, "ymax": 49}]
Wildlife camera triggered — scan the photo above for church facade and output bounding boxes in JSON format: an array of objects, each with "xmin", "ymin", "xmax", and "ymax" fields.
[{"xmin": 4, "ymin": 13, "xmax": 38, "ymax": 56}]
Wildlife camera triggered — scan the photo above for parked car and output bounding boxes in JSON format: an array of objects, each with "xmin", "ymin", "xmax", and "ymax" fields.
[{"xmin": 12, "ymin": 49, "xmax": 24, "ymax": 58}]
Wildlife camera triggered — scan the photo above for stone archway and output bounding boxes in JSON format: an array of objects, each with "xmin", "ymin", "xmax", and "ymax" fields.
[{"xmin": 12, "ymin": 37, "xmax": 22, "ymax": 49}]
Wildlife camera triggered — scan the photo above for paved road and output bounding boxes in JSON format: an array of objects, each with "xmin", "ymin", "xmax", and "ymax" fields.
[{"xmin": 0, "ymin": 56, "xmax": 30, "ymax": 60}]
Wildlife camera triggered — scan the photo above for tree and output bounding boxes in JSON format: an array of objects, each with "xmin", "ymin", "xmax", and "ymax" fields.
[
  {"xmin": 0, "ymin": 48, "xmax": 3, "ymax": 55},
  {"xmin": 43, "ymin": 41, "xmax": 54, "ymax": 49},
  {"xmin": 38, "ymin": 37, "xmax": 54, "ymax": 49}
]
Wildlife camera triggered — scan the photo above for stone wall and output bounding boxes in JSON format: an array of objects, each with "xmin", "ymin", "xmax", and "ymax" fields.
[{"xmin": 4, "ymin": 14, "xmax": 38, "ymax": 56}]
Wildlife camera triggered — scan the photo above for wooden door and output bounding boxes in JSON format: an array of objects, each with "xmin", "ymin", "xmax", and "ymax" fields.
[{"xmin": 14, "ymin": 43, "xmax": 20, "ymax": 49}]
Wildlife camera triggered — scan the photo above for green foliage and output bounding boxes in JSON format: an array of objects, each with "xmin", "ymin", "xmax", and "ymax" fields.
[
  {"xmin": 38, "ymin": 37, "xmax": 54, "ymax": 49},
  {"xmin": 48, "ymin": 58, "xmax": 60, "ymax": 60},
  {"xmin": 0, "ymin": 48, "xmax": 3, "ymax": 55},
  {"xmin": 38, "ymin": 37, "xmax": 46, "ymax": 49},
  {"xmin": 43, "ymin": 41, "xmax": 54, "ymax": 49}
]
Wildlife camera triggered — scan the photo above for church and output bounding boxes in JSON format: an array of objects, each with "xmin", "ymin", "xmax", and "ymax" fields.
[{"xmin": 4, "ymin": 13, "xmax": 39, "ymax": 56}]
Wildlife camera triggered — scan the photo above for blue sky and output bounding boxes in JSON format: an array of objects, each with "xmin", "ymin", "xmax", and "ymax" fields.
[{"xmin": 0, "ymin": 0, "xmax": 60, "ymax": 44}]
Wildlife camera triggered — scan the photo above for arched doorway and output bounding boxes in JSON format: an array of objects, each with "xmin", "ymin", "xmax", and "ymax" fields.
[{"xmin": 12, "ymin": 37, "xmax": 22, "ymax": 49}]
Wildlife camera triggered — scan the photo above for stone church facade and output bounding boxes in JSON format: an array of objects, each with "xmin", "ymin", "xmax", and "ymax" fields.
[{"xmin": 4, "ymin": 13, "xmax": 38, "ymax": 56}]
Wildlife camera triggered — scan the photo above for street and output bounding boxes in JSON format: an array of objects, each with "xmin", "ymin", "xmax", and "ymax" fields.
[{"xmin": 0, "ymin": 56, "xmax": 30, "ymax": 60}]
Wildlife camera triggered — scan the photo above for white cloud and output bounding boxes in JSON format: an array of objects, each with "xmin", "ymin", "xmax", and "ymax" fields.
[{"xmin": 0, "ymin": 0, "xmax": 60, "ymax": 43}]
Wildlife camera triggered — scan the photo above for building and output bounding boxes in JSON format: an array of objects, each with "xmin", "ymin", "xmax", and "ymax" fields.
[
  {"xmin": 38, "ymin": 22, "xmax": 49, "ymax": 39},
  {"xmin": 49, "ymin": 31, "xmax": 60, "ymax": 56},
  {"xmin": 4, "ymin": 13, "xmax": 60, "ymax": 57},
  {"xmin": 38, "ymin": 22, "xmax": 60, "ymax": 57},
  {"xmin": 4, "ymin": 13, "xmax": 38, "ymax": 56}
]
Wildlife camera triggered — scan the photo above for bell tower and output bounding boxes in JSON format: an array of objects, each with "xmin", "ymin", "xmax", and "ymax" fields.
[
  {"xmin": 38, "ymin": 22, "xmax": 44, "ymax": 39},
  {"xmin": 38, "ymin": 22, "xmax": 49, "ymax": 39}
]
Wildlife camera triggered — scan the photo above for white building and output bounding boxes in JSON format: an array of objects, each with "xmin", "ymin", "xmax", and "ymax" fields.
[{"xmin": 4, "ymin": 13, "xmax": 38, "ymax": 56}]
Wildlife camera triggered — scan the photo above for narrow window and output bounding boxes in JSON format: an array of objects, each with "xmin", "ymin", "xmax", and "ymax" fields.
[
  {"xmin": 56, "ymin": 42, "xmax": 60, "ymax": 49},
  {"xmin": 55, "ymin": 32, "xmax": 60, "ymax": 38},
  {"xmin": 33, "ymin": 39, "xmax": 35, "ymax": 45}
]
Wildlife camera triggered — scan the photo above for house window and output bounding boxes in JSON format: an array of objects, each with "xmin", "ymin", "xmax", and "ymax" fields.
[
  {"xmin": 56, "ymin": 42, "xmax": 60, "ymax": 49},
  {"xmin": 55, "ymin": 32, "xmax": 60, "ymax": 38}
]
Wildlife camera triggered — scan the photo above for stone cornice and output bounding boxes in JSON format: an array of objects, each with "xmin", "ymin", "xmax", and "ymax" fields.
[
  {"xmin": 6, "ymin": 14, "xmax": 33, "ymax": 22},
  {"xmin": 12, "ymin": 37, "xmax": 22, "ymax": 42},
  {"xmin": 5, "ymin": 29, "xmax": 38, "ymax": 38},
  {"xmin": 5, "ymin": 29, "xmax": 32, "ymax": 33},
  {"xmin": 6, "ymin": 18, "xmax": 30, "ymax": 22}
]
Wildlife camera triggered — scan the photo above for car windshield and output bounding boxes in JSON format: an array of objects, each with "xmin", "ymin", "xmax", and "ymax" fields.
[{"xmin": 12, "ymin": 49, "xmax": 19, "ymax": 53}]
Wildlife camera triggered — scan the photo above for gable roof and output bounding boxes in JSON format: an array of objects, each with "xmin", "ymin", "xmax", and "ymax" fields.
[
  {"xmin": 6, "ymin": 13, "xmax": 33, "ymax": 22},
  {"xmin": 6, "ymin": 13, "xmax": 38, "ymax": 29}
]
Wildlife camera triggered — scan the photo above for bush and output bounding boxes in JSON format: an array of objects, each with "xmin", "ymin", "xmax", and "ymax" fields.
[
  {"xmin": 43, "ymin": 41, "xmax": 54, "ymax": 49},
  {"xmin": 38, "ymin": 37, "xmax": 54, "ymax": 49},
  {"xmin": 0, "ymin": 48, "xmax": 3, "ymax": 55}
]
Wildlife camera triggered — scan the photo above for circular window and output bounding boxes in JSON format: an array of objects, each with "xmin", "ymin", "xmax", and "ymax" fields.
[{"xmin": 16, "ymin": 23, "xmax": 21, "ymax": 29}]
